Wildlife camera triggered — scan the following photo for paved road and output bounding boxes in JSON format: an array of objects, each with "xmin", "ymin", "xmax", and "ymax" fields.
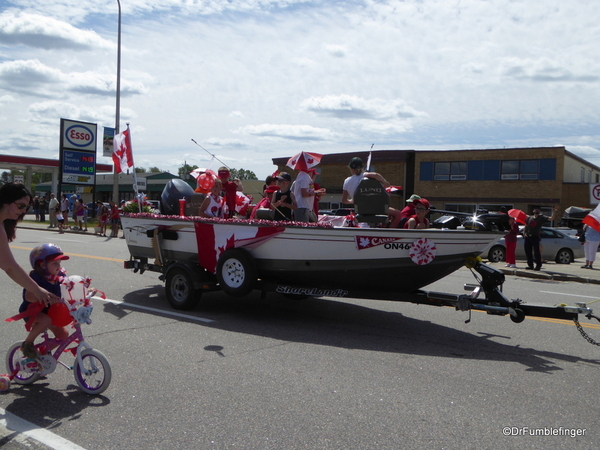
[{"xmin": 1, "ymin": 225, "xmax": 598, "ymax": 450}]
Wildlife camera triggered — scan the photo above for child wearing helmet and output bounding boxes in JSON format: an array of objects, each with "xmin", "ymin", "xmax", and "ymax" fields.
[{"xmin": 19, "ymin": 244, "xmax": 70, "ymax": 359}]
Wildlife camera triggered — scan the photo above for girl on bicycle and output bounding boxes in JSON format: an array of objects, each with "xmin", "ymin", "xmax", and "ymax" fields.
[{"xmin": 19, "ymin": 244, "xmax": 70, "ymax": 359}]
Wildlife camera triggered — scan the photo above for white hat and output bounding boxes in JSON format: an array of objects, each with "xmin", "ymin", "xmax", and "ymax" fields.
[{"xmin": 406, "ymin": 194, "xmax": 421, "ymax": 203}]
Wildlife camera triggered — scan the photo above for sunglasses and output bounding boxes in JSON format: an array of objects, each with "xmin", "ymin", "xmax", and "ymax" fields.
[
  {"xmin": 13, "ymin": 202, "xmax": 29, "ymax": 210},
  {"xmin": 415, "ymin": 207, "xmax": 427, "ymax": 211}
]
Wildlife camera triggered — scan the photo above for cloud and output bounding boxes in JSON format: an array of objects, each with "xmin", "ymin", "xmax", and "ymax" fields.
[
  {"xmin": 324, "ymin": 44, "xmax": 347, "ymax": 57},
  {"xmin": 501, "ymin": 57, "xmax": 599, "ymax": 83},
  {"xmin": 301, "ymin": 95, "xmax": 427, "ymax": 121},
  {"xmin": 236, "ymin": 124, "xmax": 333, "ymax": 141},
  {"xmin": 0, "ymin": 12, "xmax": 113, "ymax": 51},
  {"xmin": 0, "ymin": 59, "xmax": 147, "ymax": 98}
]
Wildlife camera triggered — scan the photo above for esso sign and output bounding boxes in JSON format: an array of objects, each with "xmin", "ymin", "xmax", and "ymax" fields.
[
  {"xmin": 61, "ymin": 119, "xmax": 97, "ymax": 151},
  {"xmin": 66, "ymin": 125, "xmax": 94, "ymax": 148}
]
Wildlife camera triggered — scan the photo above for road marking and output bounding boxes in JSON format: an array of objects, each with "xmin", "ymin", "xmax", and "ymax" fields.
[
  {"xmin": 93, "ymin": 297, "xmax": 215, "ymax": 323},
  {"xmin": 11, "ymin": 245, "xmax": 123, "ymax": 262},
  {"xmin": 0, "ymin": 407, "xmax": 86, "ymax": 449},
  {"xmin": 540, "ymin": 290, "xmax": 600, "ymax": 300}
]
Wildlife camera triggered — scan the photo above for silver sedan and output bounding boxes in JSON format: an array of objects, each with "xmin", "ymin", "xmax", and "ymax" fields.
[{"xmin": 486, "ymin": 227, "xmax": 584, "ymax": 264}]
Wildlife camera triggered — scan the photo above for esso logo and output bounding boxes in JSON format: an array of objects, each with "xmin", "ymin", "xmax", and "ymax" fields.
[{"xmin": 65, "ymin": 125, "xmax": 95, "ymax": 148}]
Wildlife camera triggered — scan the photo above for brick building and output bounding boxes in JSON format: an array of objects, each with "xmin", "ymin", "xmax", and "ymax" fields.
[{"xmin": 273, "ymin": 147, "xmax": 600, "ymax": 216}]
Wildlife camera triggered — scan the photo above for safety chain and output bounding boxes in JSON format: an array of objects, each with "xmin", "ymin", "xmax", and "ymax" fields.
[{"xmin": 573, "ymin": 314, "xmax": 600, "ymax": 346}]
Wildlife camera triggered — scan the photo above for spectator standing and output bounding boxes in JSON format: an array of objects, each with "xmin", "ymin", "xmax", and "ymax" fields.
[
  {"xmin": 504, "ymin": 216, "xmax": 520, "ymax": 268},
  {"xmin": 39, "ymin": 196, "xmax": 47, "ymax": 223},
  {"xmin": 33, "ymin": 196, "xmax": 40, "ymax": 221},
  {"xmin": 581, "ymin": 224, "xmax": 600, "ymax": 269},
  {"xmin": 523, "ymin": 205, "xmax": 558, "ymax": 271},
  {"xmin": 60, "ymin": 194, "xmax": 70, "ymax": 229},
  {"xmin": 48, "ymin": 193, "xmax": 59, "ymax": 228},
  {"xmin": 109, "ymin": 200, "xmax": 120, "ymax": 238}
]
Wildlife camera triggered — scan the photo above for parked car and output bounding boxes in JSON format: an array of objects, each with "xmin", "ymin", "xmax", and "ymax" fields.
[
  {"xmin": 486, "ymin": 227, "xmax": 584, "ymax": 264},
  {"xmin": 334, "ymin": 208, "xmax": 354, "ymax": 216}
]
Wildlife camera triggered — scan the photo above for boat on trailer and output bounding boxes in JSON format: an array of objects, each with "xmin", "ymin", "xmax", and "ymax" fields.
[{"xmin": 121, "ymin": 212, "xmax": 593, "ymax": 327}]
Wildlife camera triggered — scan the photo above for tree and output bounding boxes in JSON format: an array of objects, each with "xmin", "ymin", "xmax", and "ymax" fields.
[
  {"xmin": 178, "ymin": 163, "xmax": 198, "ymax": 180},
  {"xmin": 229, "ymin": 168, "xmax": 257, "ymax": 180},
  {"xmin": 148, "ymin": 167, "xmax": 162, "ymax": 173}
]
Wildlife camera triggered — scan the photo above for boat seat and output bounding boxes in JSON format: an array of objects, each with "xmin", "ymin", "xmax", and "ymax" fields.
[
  {"xmin": 353, "ymin": 177, "xmax": 390, "ymax": 225},
  {"xmin": 255, "ymin": 208, "xmax": 275, "ymax": 220}
]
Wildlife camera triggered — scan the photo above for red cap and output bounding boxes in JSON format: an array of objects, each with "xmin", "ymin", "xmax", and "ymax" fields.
[
  {"xmin": 416, "ymin": 198, "xmax": 430, "ymax": 210},
  {"xmin": 46, "ymin": 254, "xmax": 70, "ymax": 263}
]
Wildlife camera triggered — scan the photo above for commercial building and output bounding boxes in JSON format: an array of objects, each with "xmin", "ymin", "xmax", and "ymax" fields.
[{"xmin": 273, "ymin": 146, "xmax": 600, "ymax": 216}]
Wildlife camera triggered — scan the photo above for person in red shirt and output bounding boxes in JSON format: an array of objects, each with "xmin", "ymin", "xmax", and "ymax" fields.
[
  {"xmin": 403, "ymin": 198, "xmax": 430, "ymax": 229},
  {"xmin": 399, "ymin": 194, "xmax": 421, "ymax": 228},
  {"xmin": 217, "ymin": 167, "xmax": 243, "ymax": 219}
]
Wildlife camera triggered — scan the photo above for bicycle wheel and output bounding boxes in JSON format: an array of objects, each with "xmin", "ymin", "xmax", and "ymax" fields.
[
  {"xmin": 73, "ymin": 348, "xmax": 112, "ymax": 395},
  {"xmin": 5, "ymin": 342, "xmax": 41, "ymax": 385}
]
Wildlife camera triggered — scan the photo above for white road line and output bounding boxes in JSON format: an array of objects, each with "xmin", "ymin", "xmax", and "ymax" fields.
[
  {"xmin": 539, "ymin": 291, "xmax": 600, "ymax": 299},
  {"xmin": 0, "ymin": 407, "xmax": 86, "ymax": 450},
  {"xmin": 93, "ymin": 297, "xmax": 215, "ymax": 323}
]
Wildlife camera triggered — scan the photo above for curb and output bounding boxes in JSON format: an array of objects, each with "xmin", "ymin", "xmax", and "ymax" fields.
[{"xmin": 499, "ymin": 268, "xmax": 600, "ymax": 285}]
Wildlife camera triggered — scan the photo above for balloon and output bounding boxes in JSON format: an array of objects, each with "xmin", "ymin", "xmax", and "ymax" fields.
[
  {"xmin": 48, "ymin": 303, "xmax": 72, "ymax": 327},
  {"xmin": 195, "ymin": 173, "xmax": 216, "ymax": 194}
]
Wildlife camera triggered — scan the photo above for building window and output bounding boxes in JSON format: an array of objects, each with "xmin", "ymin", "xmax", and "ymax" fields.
[
  {"xmin": 501, "ymin": 160, "xmax": 539, "ymax": 180},
  {"xmin": 434, "ymin": 161, "xmax": 467, "ymax": 180}
]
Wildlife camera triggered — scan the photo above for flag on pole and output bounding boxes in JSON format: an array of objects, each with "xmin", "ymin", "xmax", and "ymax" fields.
[
  {"xmin": 112, "ymin": 125, "xmax": 133, "ymax": 174},
  {"xmin": 582, "ymin": 203, "xmax": 600, "ymax": 233}
]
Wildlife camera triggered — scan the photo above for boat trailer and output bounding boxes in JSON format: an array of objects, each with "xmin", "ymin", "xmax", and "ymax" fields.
[{"xmin": 411, "ymin": 257, "xmax": 600, "ymax": 346}]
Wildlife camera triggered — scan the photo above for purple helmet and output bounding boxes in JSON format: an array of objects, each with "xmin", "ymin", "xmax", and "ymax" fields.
[{"xmin": 29, "ymin": 243, "xmax": 70, "ymax": 269}]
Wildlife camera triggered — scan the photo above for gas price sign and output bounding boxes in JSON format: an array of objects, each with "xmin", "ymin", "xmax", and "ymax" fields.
[{"xmin": 62, "ymin": 150, "xmax": 96, "ymax": 185}]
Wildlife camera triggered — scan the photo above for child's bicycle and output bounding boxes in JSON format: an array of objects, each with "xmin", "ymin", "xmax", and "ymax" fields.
[{"xmin": 4, "ymin": 275, "xmax": 111, "ymax": 395}]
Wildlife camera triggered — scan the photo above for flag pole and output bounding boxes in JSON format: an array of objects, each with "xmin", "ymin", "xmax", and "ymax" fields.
[{"xmin": 112, "ymin": 0, "xmax": 122, "ymax": 204}]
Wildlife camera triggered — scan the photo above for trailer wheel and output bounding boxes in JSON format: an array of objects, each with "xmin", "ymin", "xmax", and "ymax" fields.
[
  {"xmin": 510, "ymin": 308, "xmax": 525, "ymax": 323},
  {"xmin": 165, "ymin": 267, "xmax": 202, "ymax": 310},
  {"xmin": 216, "ymin": 249, "xmax": 257, "ymax": 297}
]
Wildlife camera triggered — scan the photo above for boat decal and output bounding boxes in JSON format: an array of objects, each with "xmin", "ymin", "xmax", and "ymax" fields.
[
  {"xmin": 195, "ymin": 223, "xmax": 286, "ymax": 273},
  {"xmin": 355, "ymin": 235, "xmax": 408, "ymax": 250},
  {"xmin": 409, "ymin": 238, "xmax": 437, "ymax": 265},
  {"xmin": 276, "ymin": 286, "xmax": 349, "ymax": 297}
]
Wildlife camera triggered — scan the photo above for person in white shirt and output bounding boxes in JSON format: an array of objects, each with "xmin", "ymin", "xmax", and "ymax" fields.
[
  {"xmin": 341, "ymin": 157, "xmax": 401, "ymax": 228},
  {"xmin": 292, "ymin": 170, "xmax": 325, "ymax": 222}
]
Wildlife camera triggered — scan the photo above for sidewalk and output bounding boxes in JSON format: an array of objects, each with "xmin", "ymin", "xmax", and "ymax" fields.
[{"xmin": 17, "ymin": 220, "xmax": 600, "ymax": 285}]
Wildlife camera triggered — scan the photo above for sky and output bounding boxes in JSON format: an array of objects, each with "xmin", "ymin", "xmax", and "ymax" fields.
[{"xmin": 1, "ymin": 0, "xmax": 599, "ymax": 180}]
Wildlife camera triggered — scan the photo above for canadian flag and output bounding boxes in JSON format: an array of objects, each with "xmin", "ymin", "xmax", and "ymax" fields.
[
  {"xmin": 112, "ymin": 126, "xmax": 134, "ymax": 173},
  {"xmin": 194, "ymin": 223, "xmax": 285, "ymax": 273},
  {"xmin": 583, "ymin": 203, "xmax": 600, "ymax": 233}
]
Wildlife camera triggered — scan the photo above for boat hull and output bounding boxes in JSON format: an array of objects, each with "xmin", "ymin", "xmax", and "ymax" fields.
[{"xmin": 121, "ymin": 215, "xmax": 503, "ymax": 296}]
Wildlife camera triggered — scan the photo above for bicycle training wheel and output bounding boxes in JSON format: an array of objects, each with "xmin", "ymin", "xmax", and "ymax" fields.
[
  {"xmin": 5, "ymin": 342, "xmax": 41, "ymax": 385},
  {"xmin": 73, "ymin": 348, "xmax": 112, "ymax": 395}
]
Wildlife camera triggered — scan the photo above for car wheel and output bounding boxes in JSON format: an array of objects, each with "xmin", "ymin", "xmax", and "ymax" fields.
[
  {"xmin": 487, "ymin": 245, "xmax": 506, "ymax": 263},
  {"xmin": 555, "ymin": 248, "xmax": 574, "ymax": 264}
]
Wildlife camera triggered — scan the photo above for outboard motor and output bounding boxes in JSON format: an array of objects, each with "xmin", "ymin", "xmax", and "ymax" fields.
[
  {"xmin": 161, "ymin": 179, "xmax": 195, "ymax": 215},
  {"xmin": 353, "ymin": 178, "xmax": 390, "ymax": 226}
]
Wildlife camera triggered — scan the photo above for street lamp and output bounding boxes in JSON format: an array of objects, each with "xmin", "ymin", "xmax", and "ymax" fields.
[{"xmin": 113, "ymin": 0, "xmax": 122, "ymax": 202}]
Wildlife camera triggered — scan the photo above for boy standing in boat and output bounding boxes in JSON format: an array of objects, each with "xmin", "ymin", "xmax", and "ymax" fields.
[
  {"xmin": 271, "ymin": 172, "xmax": 295, "ymax": 221},
  {"xmin": 342, "ymin": 157, "xmax": 401, "ymax": 228}
]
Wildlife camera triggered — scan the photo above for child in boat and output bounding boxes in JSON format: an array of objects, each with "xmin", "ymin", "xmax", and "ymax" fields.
[
  {"xmin": 404, "ymin": 198, "xmax": 430, "ymax": 229},
  {"xmin": 19, "ymin": 244, "xmax": 70, "ymax": 359},
  {"xmin": 217, "ymin": 167, "xmax": 243, "ymax": 219},
  {"xmin": 271, "ymin": 172, "xmax": 295, "ymax": 221},
  {"xmin": 199, "ymin": 179, "xmax": 226, "ymax": 218}
]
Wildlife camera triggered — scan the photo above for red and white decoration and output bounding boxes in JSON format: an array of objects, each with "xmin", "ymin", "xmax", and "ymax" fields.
[
  {"xmin": 195, "ymin": 223, "xmax": 285, "ymax": 273},
  {"xmin": 583, "ymin": 203, "xmax": 600, "ymax": 233},
  {"xmin": 112, "ymin": 126, "xmax": 134, "ymax": 173},
  {"xmin": 409, "ymin": 238, "xmax": 437, "ymax": 265},
  {"xmin": 286, "ymin": 151, "xmax": 322, "ymax": 172}
]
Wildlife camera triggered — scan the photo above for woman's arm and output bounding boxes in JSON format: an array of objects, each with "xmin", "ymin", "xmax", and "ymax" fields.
[{"xmin": 0, "ymin": 230, "xmax": 55, "ymax": 303}]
